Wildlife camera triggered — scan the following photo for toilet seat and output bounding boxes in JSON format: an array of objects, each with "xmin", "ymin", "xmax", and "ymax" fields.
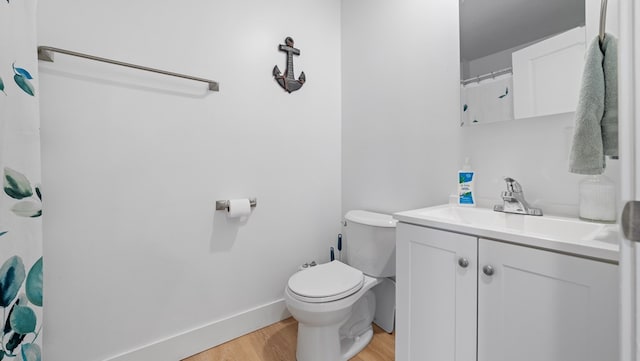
[{"xmin": 287, "ymin": 261, "xmax": 364, "ymax": 303}]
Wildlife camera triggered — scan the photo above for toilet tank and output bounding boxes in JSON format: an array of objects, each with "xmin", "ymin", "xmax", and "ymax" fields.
[{"xmin": 344, "ymin": 210, "xmax": 397, "ymax": 277}]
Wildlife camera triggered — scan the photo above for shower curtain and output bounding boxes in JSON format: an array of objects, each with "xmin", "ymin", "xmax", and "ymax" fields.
[
  {"xmin": 0, "ymin": 1, "xmax": 43, "ymax": 360},
  {"xmin": 460, "ymin": 74, "xmax": 514, "ymax": 126}
]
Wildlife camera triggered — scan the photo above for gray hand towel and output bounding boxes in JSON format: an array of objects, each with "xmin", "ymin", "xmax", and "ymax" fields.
[
  {"xmin": 569, "ymin": 34, "xmax": 618, "ymax": 175},
  {"xmin": 602, "ymin": 35, "xmax": 618, "ymax": 157}
]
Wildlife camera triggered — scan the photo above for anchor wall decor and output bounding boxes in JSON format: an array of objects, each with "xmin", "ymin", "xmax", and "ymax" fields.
[{"xmin": 273, "ymin": 37, "xmax": 305, "ymax": 93}]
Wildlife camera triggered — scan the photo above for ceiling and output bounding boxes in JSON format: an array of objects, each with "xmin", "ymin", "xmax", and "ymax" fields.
[{"xmin": 460, "ymin": 0, "xmax": 585, "ymax": 61}]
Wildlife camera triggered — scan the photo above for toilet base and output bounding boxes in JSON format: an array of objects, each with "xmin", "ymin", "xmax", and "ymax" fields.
[
  {"xmin": 293, "ymin": 290, "xmax": 376, "ymax": 361},
  {"xmin": 295, "ymin": 323, "xmax": 374, "ymax": 361},
  {"xmin": 340, "ymin": 326, "xmax": 373, "ymax": 361}
]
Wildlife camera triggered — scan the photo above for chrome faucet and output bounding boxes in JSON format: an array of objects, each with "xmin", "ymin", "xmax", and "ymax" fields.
[{"xmin": 493, "ymin": 177, "xmax": 543, "ymax": 216}]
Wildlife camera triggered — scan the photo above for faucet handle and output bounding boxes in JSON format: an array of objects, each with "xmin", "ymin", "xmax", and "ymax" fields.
[{"xmin": 503, "ymin": 177, "xmax": 522, "ymax": 193}]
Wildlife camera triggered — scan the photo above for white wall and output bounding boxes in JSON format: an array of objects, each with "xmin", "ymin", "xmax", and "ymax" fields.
[
  {"xmin": 460, "ymin": 114, "xmax": 620, "ymax": 216},
  {"xmin": 341, "ymin": 0, "xmax": 462, "ymax": 215},
  {"xmin": 37, "ymin": 1, "xmax": 341, "ymax": 360}
]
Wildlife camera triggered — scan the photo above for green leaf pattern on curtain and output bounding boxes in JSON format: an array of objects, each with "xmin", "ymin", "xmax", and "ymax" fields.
[
  {"xmin": 25, "ymin": 258, "xmax": 42, "ymax": 307},
  {"xmin": 0, "ymin": 258, "xmax": 43, "ymax": 357},
  {"xmin": 21, "ymin": 343, "xmax": 41, "ymax": 361},
  {"xmin": 1, "ymin": 0, "xmax": 43, "ymax": 358},
  {"xmin": 3, "ymin": 168, "xmax": 42, "ymax": 217},
  {"xmin": 4, "ymin": 168, "xmax": 34, "ymax": 200},
  {"xmin": 13, "ymin": 66, "xmax": 35, "ymax": 96},
  {"xmin": 0, "ymin": 256, "xmax": 25, "ymax": 308}
]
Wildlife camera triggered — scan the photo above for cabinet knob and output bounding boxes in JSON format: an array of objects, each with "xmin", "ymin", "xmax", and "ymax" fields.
[
  {"xmin": 458, "ymin": 257, "xmax": 469, "ymax": 268},
  {"xmin": 483, "ymin": 265, "xmax": 495, "ymax": 276}
]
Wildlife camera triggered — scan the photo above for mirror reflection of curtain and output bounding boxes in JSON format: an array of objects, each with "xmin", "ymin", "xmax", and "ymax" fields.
[
  {"xmin": 0, "ymin": 0, "xmax": 43, "ymax": 360},
  {"xmin": 460, "ymin": 74, "xmax": 514, "ymax": 126}
]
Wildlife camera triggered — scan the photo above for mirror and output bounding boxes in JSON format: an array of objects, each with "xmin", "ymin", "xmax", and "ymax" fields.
[{"xmin": 459, "ymin": 0, "xmax": 586, "ymax": 126}]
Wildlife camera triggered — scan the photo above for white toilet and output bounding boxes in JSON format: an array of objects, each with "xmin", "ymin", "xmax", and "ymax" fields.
[{"xmin": 284, "ymin": 210, "xmax": 397, "ymax": 361}]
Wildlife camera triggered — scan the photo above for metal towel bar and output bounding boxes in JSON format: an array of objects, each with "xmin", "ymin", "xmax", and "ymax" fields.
[
  {"xmin": 599, "ymin": 0, "xmax": 608, "ymax": 44},
  {"xmin": 37, "ymin": 46, "xmax": 219, "ymax": 92}
]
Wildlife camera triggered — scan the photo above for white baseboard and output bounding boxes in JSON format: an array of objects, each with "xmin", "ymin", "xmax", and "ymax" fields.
[{"xmin": 105, "ymin": 299, "xmax": 291, "ymax": 361}]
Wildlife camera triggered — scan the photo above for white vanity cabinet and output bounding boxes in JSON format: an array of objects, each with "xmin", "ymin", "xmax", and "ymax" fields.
[
  {"xmin": 396, "ymin": 222, "xmax": 619, "ymax": 361},
  {"xmin": 396, "ymin": 224, "xmax": 477, "ymax": 361},
  {"xmin": 477, "ymin": 238, "xmax": 618, "ymax": 361}
]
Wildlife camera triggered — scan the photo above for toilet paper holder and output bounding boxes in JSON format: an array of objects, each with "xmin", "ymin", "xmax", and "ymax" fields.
[{"xmin": 216, "ymin": 198, "xmax": 258, "ymax": 211}]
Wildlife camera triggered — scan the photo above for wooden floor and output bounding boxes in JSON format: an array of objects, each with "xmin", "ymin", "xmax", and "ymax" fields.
[{"xmin": 183, "ymin": 317, "xmax": 395, "ymax": 361}]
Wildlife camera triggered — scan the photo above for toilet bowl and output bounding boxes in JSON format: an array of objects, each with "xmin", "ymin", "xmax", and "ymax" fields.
[
  {"xmin": 284, "ymin": 210, "xmax": 397, "ymax": 361},
  {"xmin": 284, "ymin": 261, "xmax": 380, "ymax": 361}
]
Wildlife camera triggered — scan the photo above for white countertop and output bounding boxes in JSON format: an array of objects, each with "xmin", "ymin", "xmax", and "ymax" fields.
[{"xmin": 394, "ymin": 204, "xmax": 620, "ymax": 262}]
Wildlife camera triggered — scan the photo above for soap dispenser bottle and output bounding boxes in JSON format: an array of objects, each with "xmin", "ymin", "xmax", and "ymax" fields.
[{"xmin": 458, "ymin": 157, "xmax": 476, "ymax": 207}]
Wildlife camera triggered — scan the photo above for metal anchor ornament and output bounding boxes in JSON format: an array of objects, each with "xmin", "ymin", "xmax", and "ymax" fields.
[{"xmin": 273, "ymin": 37, "xmax": 306, "ymax": 93}]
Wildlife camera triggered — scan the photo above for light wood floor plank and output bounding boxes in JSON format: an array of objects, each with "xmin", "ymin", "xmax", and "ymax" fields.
[{"xmin": 183, "ymin": 317, "xmax": 395, "ymax": 361}]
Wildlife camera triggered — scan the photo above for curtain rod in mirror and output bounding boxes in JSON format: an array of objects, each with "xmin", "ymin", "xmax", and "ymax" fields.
[{"xmin": 461, "ymin": 67, "xmax": 512, "ymax": 86}]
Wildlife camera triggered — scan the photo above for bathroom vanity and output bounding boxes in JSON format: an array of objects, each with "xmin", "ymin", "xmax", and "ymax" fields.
[{"xmin": 394, "ymin": 205, "xmax": 619, "ymax": 361}]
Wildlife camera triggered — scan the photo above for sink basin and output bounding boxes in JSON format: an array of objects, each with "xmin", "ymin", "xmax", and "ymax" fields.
[
  {"xmin": 394, "ymin": 204, "xmax": 619, "ymax": 261},
  {"xmin": 413, "ymin": 205, "xmax": 606, "ymax": 242}
]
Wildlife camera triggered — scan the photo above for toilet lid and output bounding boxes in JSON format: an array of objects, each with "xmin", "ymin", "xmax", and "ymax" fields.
[{"xmin": 287, "ymin": 261, "xmax": 364, "ymax": 303}]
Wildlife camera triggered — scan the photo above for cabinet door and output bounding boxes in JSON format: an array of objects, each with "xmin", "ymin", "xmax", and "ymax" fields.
[
  {"xmin": 396, "ymin": 224, "xmax": 477, "ymax": 361},
  {"xmin": 478, "ymin": 239, "xmax": 619, "ymax": 361},
  {"xmin": 512, "ymin": 26, "xmax": 585, "ymax": 119}
]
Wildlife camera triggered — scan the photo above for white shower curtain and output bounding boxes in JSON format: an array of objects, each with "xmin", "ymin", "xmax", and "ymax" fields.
[
  {"xmin": 460, "ymin": 74, "xmax": 514, "ymax": 126},
  {"xmin": 0, "ymin": 1, "xmax": 43, "ymax": 360}
]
